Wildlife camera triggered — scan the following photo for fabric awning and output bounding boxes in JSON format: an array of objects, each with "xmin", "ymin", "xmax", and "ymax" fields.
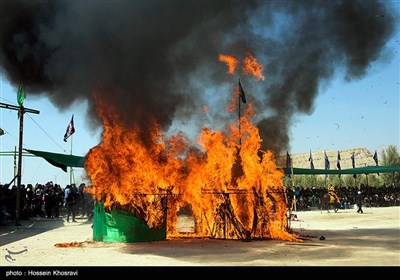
[
  {"xmin": 24, "ymin": 148, "xmax": 400, "ymax": 175},
  {"xmin": 283, "ymin": 165, "xmax": 400, "ymax": 175},
  {"xmin": 25, "ymin": 149, "xmax": 85, "ymax": 172}
]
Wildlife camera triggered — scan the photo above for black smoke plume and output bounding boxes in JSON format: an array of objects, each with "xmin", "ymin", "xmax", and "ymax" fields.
[{"xmin": 0, "ymin": 0, "xmax": 398, "ymax": 155}]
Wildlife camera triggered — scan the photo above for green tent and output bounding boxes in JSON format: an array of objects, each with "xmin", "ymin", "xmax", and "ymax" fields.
[{"xmin": 93, "ymin": 202, "xmax": 167, "ymax": 243}]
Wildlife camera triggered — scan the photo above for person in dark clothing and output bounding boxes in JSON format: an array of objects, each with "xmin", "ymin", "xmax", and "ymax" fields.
[
  {"xmin": 65, "ymin": 185, "xmax": 77, "ymax": 222},
  {"xmin": 44, "ymin": 189, "xmax": 54, "ymax": 218},
  {"xmin": 355, "ymin": 191, "xmax": 363, "ymax": 213}
]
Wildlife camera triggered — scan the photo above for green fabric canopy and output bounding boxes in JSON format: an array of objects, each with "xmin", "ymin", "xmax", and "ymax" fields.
[
  {"xmin": 283, "ymin": 165, "xmax": 400, "ymax": 175},
  {"xmin": 25, "ymin": 149, "xmax": 85, "ymax": 172},
  {"xmin": 25, "ymin": 148, "xmax": 400, "ymax": 176}
]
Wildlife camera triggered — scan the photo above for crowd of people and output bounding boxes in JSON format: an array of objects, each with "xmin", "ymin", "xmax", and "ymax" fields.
[
  {"xmin": 287, "ymin": 183, "xmax": 400, "ymax": 212},
  {"xmin": 0, "ymin": 181, "xmax": 94, "ymax": 226}
]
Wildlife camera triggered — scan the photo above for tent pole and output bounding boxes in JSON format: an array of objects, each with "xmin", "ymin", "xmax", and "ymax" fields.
[
  {"xmin": 14, "ymin": 146, "xmax": 17, "ymax": 179},
  {"xmin": 69, "ymin": 134, "xmax": 75, "ymax": 185}
]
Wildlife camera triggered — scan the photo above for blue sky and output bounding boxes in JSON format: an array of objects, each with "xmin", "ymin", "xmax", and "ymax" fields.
[
  {"xmin": 289, "ymin": 32, "xmax": 399, "ymax": 154},
  {"xmin": 1, "ymin": 2, "xmax": 399, "ymax": 188}
]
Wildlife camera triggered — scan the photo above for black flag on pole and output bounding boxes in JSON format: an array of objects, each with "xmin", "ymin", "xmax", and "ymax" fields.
[
  {"xmin": 309, "ymin": 150, "xmax": 315, "ymax": 169},
  {"xmin": 286, "ymin": 151, "xmax": 292, "ymax": 169},
  {"xmin": 373, "ymin": 150, "xmax": 379, "ymax": 166},
  {"xmin": 324, "ymin": 151, "xmax": 330, "ymax": 178},
  {"xmin": 351, "ymin": 152, "xmax": 356, "ymax": 178},
  {"xmin": 324, "ymin": 151, "xmax": 330, "ymax": 170},
  {"xmin": 63, "ymin": 114, "xmax": 75, "ymax": 142},
  {"xmin": 373, "ymin": 150, "xmax": 379, "ymax": 176},
  {"xmin": 238, "ymin": 79, "xmax": 247, "ymax": 104},
  {"xmin": 286, "ymin": 151, "xmax": 292, "ymax": 178}
]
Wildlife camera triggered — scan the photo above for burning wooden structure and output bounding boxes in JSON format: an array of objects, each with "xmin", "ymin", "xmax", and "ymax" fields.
[
  {"xmin": 91, "ymin": 185, "xmax": 296, "ymax": 243},
  {"xmin": 86, "ymin": 52, "xmax": 300, "ymax": 243},
  {"xmin": 87, "ymin": 108, "xmax": 300, "ymax": 241}
]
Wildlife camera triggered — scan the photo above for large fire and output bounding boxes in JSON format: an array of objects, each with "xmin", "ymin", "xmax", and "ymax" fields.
[{"xmin": 85, "ymin": 53, "xmax": 300, "ymax": 242}]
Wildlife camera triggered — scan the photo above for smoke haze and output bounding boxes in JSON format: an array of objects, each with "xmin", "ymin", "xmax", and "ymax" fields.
[{"xmin": 0, "ymin": 0, "xmax": 397, "ymax": 155}]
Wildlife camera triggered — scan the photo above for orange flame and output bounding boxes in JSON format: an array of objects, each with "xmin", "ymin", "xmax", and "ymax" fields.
[
  {"xmin": 242, "ymin": 52, "xmax": 265, "ymax": 81},
  {"xmin": 85, "ymin": 90, "xmax": 300, "ymax": 242},
  {"xmin": 219, "ymin": 54, "xmax": 239, "ymax": 75}
]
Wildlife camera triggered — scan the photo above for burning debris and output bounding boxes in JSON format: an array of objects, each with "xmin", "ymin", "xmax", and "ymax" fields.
[
  {"xmin": 203, "ymin": 190, "xmax": 251, "ymax": 240},
  {"xmin": 54, "ymin": 241, "xmax": 94, "ymax": 248}
]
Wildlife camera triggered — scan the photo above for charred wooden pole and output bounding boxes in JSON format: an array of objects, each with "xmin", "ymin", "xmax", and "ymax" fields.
[
  {"xmin": 238, "ymin": 85, "xmax": 241, "ymax": 146},
  {"xmin": 165, "ymin": 188, "xmax": 170, "ymax": 233}
]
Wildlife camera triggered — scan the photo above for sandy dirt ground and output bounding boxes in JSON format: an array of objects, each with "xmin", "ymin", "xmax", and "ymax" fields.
[{"xmin": 0, "ymin": 206, "xmax": 399, "ymax": 272}]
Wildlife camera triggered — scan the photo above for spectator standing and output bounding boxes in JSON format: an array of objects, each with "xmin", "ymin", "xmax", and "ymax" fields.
[
  {"xmin": 64, "ymin": 185, "xmax": 77, "ymax": 222},
  {"xmin": 43, "ymin": 188, "xmax": 54, "ymax": 218},
  {"xmin": 355, "ymin": 191, "xmax": 363, "ymax": 213},
  {"xmin": 64, "ymin": 185, "xmax": 71, "ymax": 205}
]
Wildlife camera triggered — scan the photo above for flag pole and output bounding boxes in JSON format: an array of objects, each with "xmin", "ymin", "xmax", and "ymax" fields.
[
  {"xmin": 290, "ymin": 158, "xmax": 294, "ymax": 182},
  {"xmin": 14, "ymin": 146, "xmax": 17, "ymax": 179},
  {"xmin": 338, "ymin": 151, "xmax": 341, "ymax": 187},
  {"xmin": 287, "ymin": 155, "xmax": 294, "ymax": 230},
  {"xmin": 63, "ymin": 114, "xmax": 76, "ymax": 186},
  {"xmin": 70, "ymin": 134, "xmax": 74, "ymax": 185},
  {"xmin": 15, "ymin": 105, "xmax": 24, "ymax": 226},
  {"xmin": 290, "ymin": 156, "xmax": 296, "ymax": 212}
]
